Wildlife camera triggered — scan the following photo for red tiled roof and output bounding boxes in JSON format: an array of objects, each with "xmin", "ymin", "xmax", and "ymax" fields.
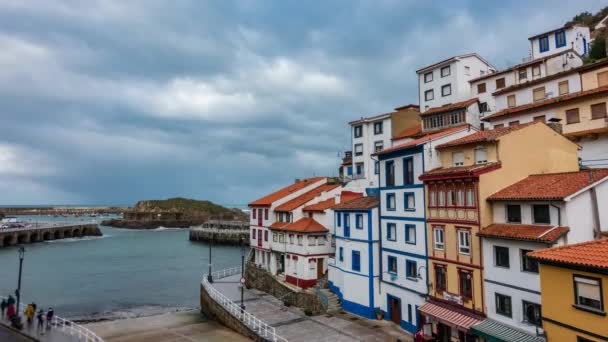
[
  {"xmin": 332, "ymin": 196, "xmax": 379, "ymax": 210},
  {"xmin": 482, "ymin": 86, "xmax": 608, "ymax": 122},
  {"xmin": 392, "ymin": 124, "xmax": 422, "ymax": 141},
  {"xmin": 394, "ymin": 104, "xmax": 419, "ymax": 111},
  {"xmin": 419, "ymin": 162, "xmax": 501, "ymax": 181},
  {"xmin": 273, "ymin": 217, "xmax": 328, "ymax": 233},
  {"xmin": 302, "ymin": 198, "xmax": 336, "ymax": 212},
  {"xmin": 340, "ymin": 191, "xmax": 363, "ymax": 204},
  {"xmin": 274, "ymin": 183, "xmax": 340, "ymax": 211},
  {"xmin": 563, "ymin": 127, "xmax": 608, "ymax": 138},
  {"xmin": 436, "ymin": 122, "xmax": 537, "ymax": 149},
  {"xmin": 419, "ymin": 301, "xmax": 483, "ymax": 330},
  {"xmin": 269, "ymin": 222, "xmax": 289, "ymax": 229},
  {"xmin": 248, "ymin": 177, "xmax": 325, "ymax": 207},
  {"xmin": 478, "ymin": 224, "xmax": 569, "ymax": 244},
  {"xmin": 374, "ymin": 125, "xmax": 474, "ymax": 156},
  {"xmin": 529, "ymin": 238, "xmax": 608, "ymax": 270},
  {"xmin": 420, "ymin": 98, "xmax": 479, "ymax": 117},
  {"xmin": 488, "ymin": 169, "xmax": 608, "ymax": 201}
]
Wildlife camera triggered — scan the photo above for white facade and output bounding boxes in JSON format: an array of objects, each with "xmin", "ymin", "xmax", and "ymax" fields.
[
  {"xmin": 529, "ymin": 25, "xmax": 590, "ymax": 59},
  {"xmin": 417, "ymin": 54, "xmax": 495, "ymax": 112},
  {"xmin": 349, "ymin": 114, "xmax": 393, "ymax": 189}
]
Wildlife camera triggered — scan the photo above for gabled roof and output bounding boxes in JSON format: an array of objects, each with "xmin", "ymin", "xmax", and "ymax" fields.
[
  {"xmin": 340, "ymin": 191, "xmax": 363, "ymax": 204},
  {"xmin": 392, "ymin": 124, "xmax": 422, "ymax": 141},
  {"xmin": 274, "ymin": 183, "xmax": 340, "ymax": 211},
  {"xmin": 483, "ymin": 86, "xmax": 608, "ymax": 121},
  {"xmin": 528, "ymin": 24, "xmax": 579, "ymax": 40},
  {"xmin": 269, "ymin": 222, "xmax": 289, "ymax": 229},
  {"xmin": 416, "ymin": 53, "xmax": 494, "ymax": 74},
  {"xmin": 248, "ymin": 177, "xmax": 325, "ymax": 207},
  {"xmin": 478, "ymin": 224, "xmax": 569, "ymax": 244},
  {"xmin": 332, "ymin": 196, "xmax": 379, "ymax": 210},
  {"xmin": 302, "ymin": 198, "xmax": 336, "ymax": 212},
  {"xmin": 421, "ymin": 98, "xmax": 479, "ymax": 117},
  {"xmin": 394, "ymin": 104, "xmax": 419, "ymax": 111},
  {"xmin": 419, "ymin": 162, "xmax": 501, "ymax": 181},
  {"xmin": 435, "ymin": 122, "xmax": 537, "ymax": 149},
  {"xmin": 273, "ymin": 217, "xmax": 328, "ymax": 233},
  {"xmin": 374, "ymin": 124, "xmax": 474, "ymax": 156},
  {"xmin": 529, "ymin": 238, "xmax": 608, "ymax": 270},
  {"xmin": 488, "ymin": 169, "xmax": 608, "ymax": 201},
  {"xmin": 349, "ymin": 112, "xmax": 393, "ymax": 125}
]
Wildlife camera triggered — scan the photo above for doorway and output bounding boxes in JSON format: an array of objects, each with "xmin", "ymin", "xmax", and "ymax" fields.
[
  {"xmin": 280, "ymin": 254, "xmax": 285, "ymax": 273},
  {"xmin": 388, "ymin": 296, "xmax": 401, "ymax": 326},
  {"xmin": 437, "ymin": 323, "xmax": 451, "ymax": 342},
  {"xmin": 317, "ymin": 258, "xmax": 324, "ymax": 279}
]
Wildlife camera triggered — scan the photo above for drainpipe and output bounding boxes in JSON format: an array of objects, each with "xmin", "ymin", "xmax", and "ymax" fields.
[
  {"xmin": 550, "ymin": 202, "xmax": 561, "ymax": 226},
  {"xmin": 590, "ymin": 185, "xmax": 602, "ymax": 240}
]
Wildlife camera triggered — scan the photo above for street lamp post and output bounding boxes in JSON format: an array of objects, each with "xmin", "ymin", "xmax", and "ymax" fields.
[
  {"xmin": 207, "ymin": 237, "xmax": 213, "ymax": 283},
  {"xmin": 240, "ymin": 237, "xmax": 246, "ymax": 312},
  {"xmin": 16, "ymin": 246, "xmax": 25, "ymax": 318}
]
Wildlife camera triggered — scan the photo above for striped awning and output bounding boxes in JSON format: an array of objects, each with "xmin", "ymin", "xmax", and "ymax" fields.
[
  {"xmin": 470, "ymin": 319, "xmax": 545, "ymax": 342},
  {"xmin": 419, "ymin": 301, "xmax": 483, "ymax": 330}
]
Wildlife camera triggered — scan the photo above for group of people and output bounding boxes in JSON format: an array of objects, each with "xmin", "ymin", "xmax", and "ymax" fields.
[{"xmin": 1, "ymin": 296, "xmax": 54, "ymax": 334}]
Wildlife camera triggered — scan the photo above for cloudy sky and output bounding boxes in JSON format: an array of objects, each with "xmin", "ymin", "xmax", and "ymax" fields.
[{"xmin": 0, "ymin": 0, "xmax": 604, "ymax": 206}]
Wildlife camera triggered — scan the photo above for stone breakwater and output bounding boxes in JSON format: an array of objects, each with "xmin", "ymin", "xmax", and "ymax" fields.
[
  {"xmin": 0, "ymin": 224, "xmax": 102, "ymax": 247},
  {"xmin": 101, "ymin": 218, "xmax": 204, "ymax": 229},
  {"xmin": 189, "ymin": 221, "xmax": 249, "ymax": 245}
]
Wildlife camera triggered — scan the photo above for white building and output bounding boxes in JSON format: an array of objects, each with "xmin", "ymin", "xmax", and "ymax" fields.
[
  {"xmin": 417, "ymin": 54, "xmax": 495, "ymax": 113},
  {"xmin": 328, "ymin": 196, "xmax": 381, "ymax": 319},
  {"xmin": 473, "ymin": 169, "xmax": 608, "ymax": 340},
  {"xmin": 529, "ymin": 24, "xmax": 590, "ymax": 59},
  {"xmin": 372, "ymin": 124, "xmax": 477, "ymax": 334}
]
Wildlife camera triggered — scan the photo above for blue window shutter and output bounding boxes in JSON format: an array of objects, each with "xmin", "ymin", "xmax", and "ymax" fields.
[
  {"xmin": 408, "ymin": 304, "xmax": 412, "ymax": 323},
  {"xmin": 337, "ymin": 213, "xmax": 341, "ymax": 227},
  {"xmin": 405, "ymin": 225, "xmax": 409, "ymax": 242}
]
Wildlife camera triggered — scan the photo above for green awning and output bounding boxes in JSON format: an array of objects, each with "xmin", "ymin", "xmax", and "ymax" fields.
[{"xmin": 470, "ymin": 319, "xmax": 545, "ymax": 342}]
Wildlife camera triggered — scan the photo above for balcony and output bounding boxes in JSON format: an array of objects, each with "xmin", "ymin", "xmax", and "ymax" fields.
[{"xmin": 427, "ymin": 207, "xmax": 478, "ymax": 223}]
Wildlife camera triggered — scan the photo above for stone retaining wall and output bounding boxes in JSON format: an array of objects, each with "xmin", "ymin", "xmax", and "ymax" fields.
[{"xmin": 189, "ymin": 221, "xmax": 249, "ymax": 245}]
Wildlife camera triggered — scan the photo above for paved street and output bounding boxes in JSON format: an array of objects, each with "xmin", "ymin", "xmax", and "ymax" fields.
[
  {"xmin": 0, "ymin": 324, "xmax": 31, "ymax": 342},
  {"xmin": 0, "ymin": 315, "xmax": 80, "ymax": 342},
  {"xmin": 212, "ymin": 274, "xmax": 413, "ymax": 342}
]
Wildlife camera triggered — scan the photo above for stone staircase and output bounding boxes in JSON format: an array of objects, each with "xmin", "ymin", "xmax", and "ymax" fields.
[{"xmin": 320, "ymin": 288, "xmax": 341, "ymax": 313}]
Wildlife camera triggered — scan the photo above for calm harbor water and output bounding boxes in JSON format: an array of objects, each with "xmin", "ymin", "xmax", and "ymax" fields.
[{"xmin": 0, "ymin": 215, "xmax": 244, "ymax": 320}]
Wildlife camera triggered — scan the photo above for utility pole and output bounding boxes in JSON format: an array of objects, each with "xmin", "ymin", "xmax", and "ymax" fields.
[
  {"xmin": 16, "ymin": 247, "xmax": 25, "ymax": 320},
  {"xmin": 240, "ymin": 237, "xmax": 246, "ymax": 312},
  {"xmin": 207, "ymin": 236, "xmax": 213, "ymax": 283}
]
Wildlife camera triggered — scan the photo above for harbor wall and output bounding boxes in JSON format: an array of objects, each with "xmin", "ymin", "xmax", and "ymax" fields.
[
  {"xmin": 0, "ymin": 224, "xmax": 102, "ymax": 248},
  {"xmin": 190, "ymin": 221, "xmax": 249, "ymax": 245}
]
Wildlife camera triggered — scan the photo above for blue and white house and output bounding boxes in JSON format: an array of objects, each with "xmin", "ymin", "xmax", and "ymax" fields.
[
  {"xmin": 373, "ymin": 125, "xmax": 476, "ymax": 333},
  {"xmin": 328, "ymin": 196, "xmax": 381, "ymax": 319}
]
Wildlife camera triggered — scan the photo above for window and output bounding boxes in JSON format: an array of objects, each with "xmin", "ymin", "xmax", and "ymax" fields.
[
  {"xmin": 251, "ymin": 229, "xmax": 256, "ymax": 239},
  {"xmin": 532, "ymin": 65, "xmax": 541, "ymax": 77},
  {"xmin": 477, "ymin": 83, "xmax": 486, "ymax": 94},
  {"xmin": 496, "ymin": 78, "xmax": 506, "ymax": 89},
  {"xmin": 452, "ymin": 151, "xmax": 464, "ymax": 166},
  {"xmin": 375, "ymin": 161, "xmax": 379, "ymax": 175},
  {"xmin": 406, "ymin": 260, "xmax": 417, "ymax": 279},
  {"xmin": 386, "ymin": 193, "xmax": 396, "ymax": 211},
  {"xmin": 574, "ymin": 276, "xmax": 603, "ymax": 312},
  {"xmin": 459, "ymin": 271, "xmax": 473, "ymax": 299},
  {"xmin": 425, "ymin": 89, "xmax": 434, "ymax": 101},
  {"xmin": 533, "ymin": 86, "xmax": 546, "ymax": 101},
  {"xmin": 374, "ymin": 141, "xmax": 384, "ymax": 152},
  {"xmin": 456, "ymin": 189, "xmax": 464, "ymax": 207},
  {"xmin": 405, "ymin": 224, "xmax": 416, "ymax": 244},
  {"xmin": 555, "ymin": 30, "xmax": 566, "ymax": 48},
  {"xmin": 441, "ymin": 65, "xmax": 451, "ymax": 77},
  {"xmin": 494, "ymin": 123, "xmax": 504, "ymax": 129},
  {"xmin": 429, "ymin": 189, "xmax": 437, "ymax": 207},
  {"xmin": 566, "ymin": 108, "xmax": 580, "ymax": 124},
  {"xmin": 352, "ymin": 251, "xmax": 361, "ymax": 271},
  {"xmin": 521, "ymin": 249, "xmax": 539, "ymax": 273},
  {"xmin": 598, "ymin": 71, "xmax": 608, "ymax": 87},
  {"xmin": 559, "ymin": 80, "xmax": 570, "ymax": 95},
  {"xmin": 374, "ymin": 121, "xmax": 383, "ymax": 135},
  {"xmin": 533, "ymin": 204, "xmax": 550, "ymax": 224},
  {"xmin": 539, "ymin": 35, "xmax": 549, "ymax": 52},
  {"xmin": 387, "ymin": 223, "xmax": 397, "ymax": 241},
  {"xmin": 518, "ymin": 69, "xmax": 527, "ymax": 81},
  {"xmin": 404, "ymin": 157, "xmax": 414, "ymax": 184},
  {"xmin": 347, "ymin": 166, "xmax": 353, "ymax": 176},
  {"xmin": 433, "ymin": 227, "xmax": 444, "ymax": 250},
  {"xmin": 264, "ymin": 230, "xmax": 268, "ymax": 241},
  {"xmin": 354, "ymin": 125, "xmax": 362, "ymax": 138},
  {"xmin": 479, "ymin": 102, "xmax": 489, "ymax": 113},
  {"xmin": 264, "ymin": 209, "xmax": 268, "ymax": 220},
  {"xmin": 507, "ymin": 205, "xmax": 522, "ymax": 223},
  {"xmin": 435, "ymin": 265, "xmax": 447, "ymax": 292},
  {"xmin": 446, "ymin": 190, "xmax": 454, "ymax": 206},
  {"xmin": 252, "ymin": 209, "xmax": 257, "ymax": 219},
  {"xmin": 494, "ymin": 246, "xmax": 510, "ymax": 268},
  {"xmin": 509, "ymin": 120, "xmax": 520, "ymax": 127},
  {"xmin": 523, "ymin": 301, "xmax": 542, "ymax": 326},
  {"xmin": 507, "ymin": 95, "xmax": 516, "ymax": 108},
  {"xmin": 496, "ymin": 293, "xmax": 512, "ymax": 317},
  {"xmin": 355, "ymin": 162, "xmax": 364, "ymax": 176},
  {"xmin": 458, "ymin": 230, "xmax": 471, "ymax": 255},
  {"xmin": 465, "ymin": 66, "xmax": 470, "ymax": 75},
  {"xmin": 354, "ymin": 143, "xmax": 363, "ymax": 156},
  {"xmin": 289, "ymin": 234, "xmax": 294, "ymax": 244},
  {"xmin": 319, "ymin": 235, "xmax": 326, "ymax": 245},
  {"xmin": 534, "ymin": 115, "xmax": 546, "ymax": 123},
  {"xmin": 355, "ymin": 214, "xmax": 363, "ymax": 229},
  {"xmin": 442, "ymin": 84, "xmax": 452, "ymax": 97},
  {"xmin": 438, "ymin": 190, "xmax": 446, "ymax": 207},
  {"xmin": 466, "ymin": 187, "xmax": 475, "ymax": 207},
  {"xmin": 344, "ymin": 214, "xmax": 350, "ymax": 229},
  {"xmin": 339, "ymin": 247, "xmax": 343, "ymax": 261},
  {"xmin": 388, "ymin": 256, "xmax": 397, "ymax": 273},
  {"xmin": 404, "ymin": 193, "xmax": 415, "ymax": 210},
  {"xmin": 591, "ymin": 103, "xmax": 607, "ymax": 119},
  {"xmin": 273, "ymin": 233, "xmax": 277, "ymax": 242},
  {"xmin": 386, "ymin": 161, "xmax": 395, "ymax": 186},
  {"xmin": 297, "ymin": 235, "xmax": 303, "ymax": 246},
  {"xmin": 337, "ymin": 213, "xmax": 341, "ymax": 227},
  {"xmin": 424, "ymin": 72, "xmax": 433, "ymax": 83},
  {"xmin": 308, "ymin": 236, "xmax": 315, "ymax": 245},
  {"xmin": 474, "ymin": 146, "xmax": 487, "ymax": 164}
]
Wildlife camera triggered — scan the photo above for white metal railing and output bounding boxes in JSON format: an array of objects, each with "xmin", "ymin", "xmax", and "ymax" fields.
[
  {"xmin": 0, "ymin": 296, "xmax": 104, "ymax": 342},
  {"xmin": 202, "ymin": 267, "xmax": 288, "ymax": 342}
]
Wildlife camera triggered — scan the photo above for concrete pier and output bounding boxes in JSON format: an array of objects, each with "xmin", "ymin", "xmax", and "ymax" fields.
[
  {"xmin": 0, "ymin": 224, "xmax": 102, "ymax": 248},
  {"xmin": 189, "ymin": 221, "xmax": 249, "ymax": 245}
]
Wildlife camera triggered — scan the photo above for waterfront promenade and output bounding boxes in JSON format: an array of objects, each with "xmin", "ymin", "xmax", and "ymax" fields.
[
  {"xmin": 0, "ymin": 315, "xmax": 80, "ymax": 342},
  {"xmin": 208, "ymin": 272, "xmax": 413, "ymax": 341}
]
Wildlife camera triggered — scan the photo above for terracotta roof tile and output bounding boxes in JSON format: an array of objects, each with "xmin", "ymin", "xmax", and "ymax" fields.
[
  {"xmin": 269, "ymin": 222, "xmax": 289, "ymax": 229},
  {"xmin": 394, "ymin": 104, "xmax": 419, "ymax": 111},
  {"xmin": 248, "ymin": 177, "xmax": 325, "ymax": 207},
  {"xmin": 302, "ymin": 198, "xmax": 336, "ymax": 212},
  {"xmin": 529, "ymin": 238, "xmax": 608, "ymax": 269},
  {"xmin": 274, "ymin": 183, "xmax": 340, "ymax": 211},
  {"xmin": 392, "ymin": 124, "xmax": 422, "ymax": 141},
  {"xmin": 332, "ymin": 196, "xmax": 379, "ymax": 210},
  {"xmin": 272, "ymin": 217, "xmax": 328, "ymax": 233},
  {"xmin": 420, "ymin": 98, "xmax": 479, "ymax": 117},
  {"xmin": 374, "ymin": 125, "xmax": 474, "ymax": 156},
  {"xmin": 488, "ymin": 169, "xmax": 608, "ymax": 201},
  {"xmin": 478, "ymin": 224, "xmax": 569, "ymax": 243},
  {"xmin": 436, "ymin": 122, "xmax": 537, "ymax": 149},
  {"xmin": 483, "ymin": 86, "xmax": 608, "ymax": 122},
  {"xmin": 419, "ymin": 162, "xmax": 501, "ymax": 181},
  {"xmin": 340, "ymin": 191, "xmax": 363, "ymax": 203}
]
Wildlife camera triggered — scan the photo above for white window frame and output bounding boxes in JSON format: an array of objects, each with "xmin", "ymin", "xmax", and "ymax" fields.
[
  {"xmin": 424, "ymin": 72, "xmax": 433, "ymax": 83},
  {"xmin": 354, "ymin": 143, "xmax": 363, "ymax": 156},
  {"xmin": 425, "ymin": 89, "xmax": 434, "ymax": 101},
  {"xmin": 474, "ymin": 146, "xmax": 488, "ymax": 164},
  {"xmin": 458, "ymin": 230, "xmax": 471, "ymax": 255},
  {"xmin": 452, "ymin": 151, "xmax": 464, "ymax": 166},
  {"xmin": 433, "ymin": 227, "xmax": 444, "ymax": 250}
]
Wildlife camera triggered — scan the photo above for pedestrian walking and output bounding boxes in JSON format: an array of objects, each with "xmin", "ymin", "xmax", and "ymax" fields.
[
  {"xmin": 25, "ymin": 304, "xmax": 34, "ymax": 324},
  {"xmin": 7, "ymin": 295, "xmax": 15, "ymax": 306},
  {"xmin": 46, "ymin": 308, "xmax": 54, "ymax": 330},
  {"xmin": 7, "ymin": 303, "xmax": 15, "ymax": 319},
  {"xmin": 36, "ymin": 309, "xmax": 44, "ymax": 335},
  {"xmin": 31, "ymin": 302, "xmax": 37, "ymax": 313},
  {"xmin": 1, "ymin": 299, "xmax": 7, "ymax": 319}
]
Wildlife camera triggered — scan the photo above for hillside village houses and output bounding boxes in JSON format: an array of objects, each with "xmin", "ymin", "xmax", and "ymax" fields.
[{"xmin": 246, "ymin": 20, "xmax": 608, "ymax": 342}]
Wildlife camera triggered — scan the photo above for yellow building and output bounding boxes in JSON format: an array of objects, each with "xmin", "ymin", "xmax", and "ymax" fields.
[
  {"xmin": 530, "ymin": 238, "xmax": 608, "ymax": 341},
  {"xmin": 418, "ymin": 122, "xmax": 579, "ymax": 341}
]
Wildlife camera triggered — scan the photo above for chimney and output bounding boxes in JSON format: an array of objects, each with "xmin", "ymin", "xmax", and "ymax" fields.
[
  {"xmin": 547, "ymin": 117, "xmax": 563, "ymax": 134},
  {"xmin": 295, "ymin": 178, "xmax": 301, "ymax": 184}
]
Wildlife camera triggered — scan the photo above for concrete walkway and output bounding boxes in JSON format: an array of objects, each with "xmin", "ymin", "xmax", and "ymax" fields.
[
  {"xmin": 0, "ymin": 324, "xmax": 31, "ymax": 342},
  {"xmin": 1, "ymin": 314, "xmax": 80, "ymax": 342},
  {"xmin": 212, "ymin": 274, "xmax": 413, "ymax": 342}
]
